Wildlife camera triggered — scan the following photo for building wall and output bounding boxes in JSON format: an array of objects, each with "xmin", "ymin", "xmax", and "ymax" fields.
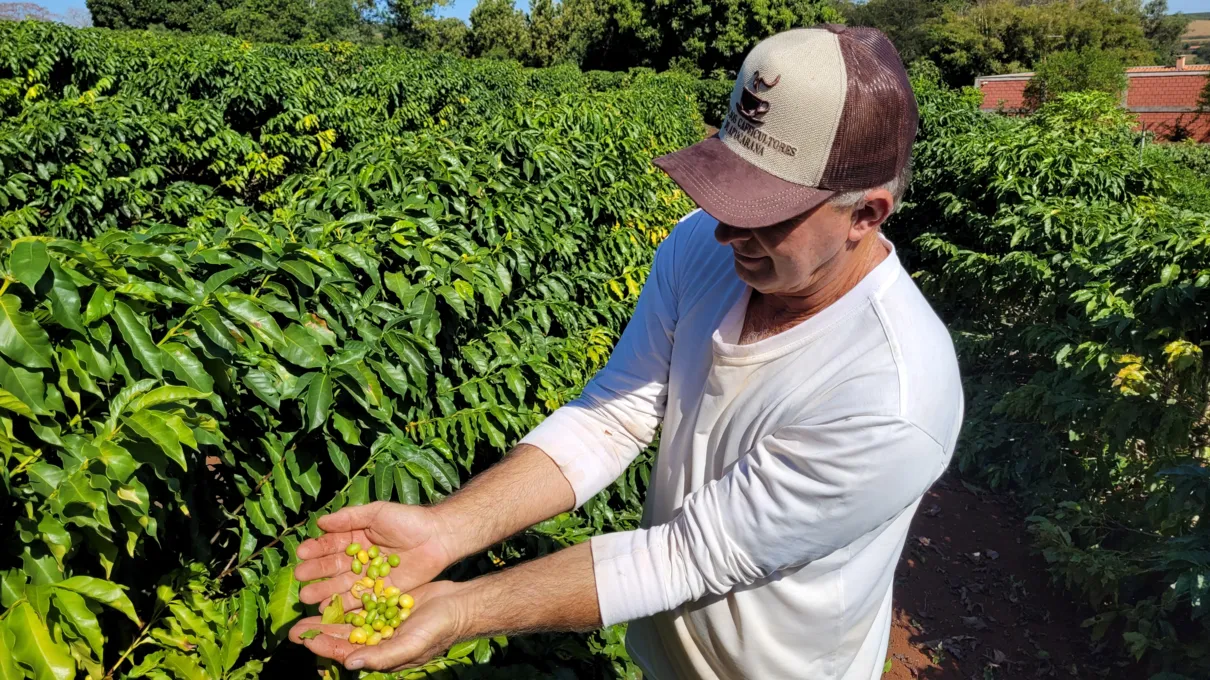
[{"xmin": 974, "ymin": 69, "xmax": 1210, "ymax": 142}]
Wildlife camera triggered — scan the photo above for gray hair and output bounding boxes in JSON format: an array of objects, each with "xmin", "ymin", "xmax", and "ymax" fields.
[{"xmin": 826, "ymin": 161, "xmax": 913, "ymax": 215}]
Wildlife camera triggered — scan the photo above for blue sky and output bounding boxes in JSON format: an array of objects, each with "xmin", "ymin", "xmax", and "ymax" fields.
[{"xmin": 29, "ymin": 0, "xmax": 1210, "ymax": 26}]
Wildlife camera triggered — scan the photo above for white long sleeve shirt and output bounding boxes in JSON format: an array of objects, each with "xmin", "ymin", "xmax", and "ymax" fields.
[{"xmin": 519, "ymin": 209, "xmax": 964, "ymax": 680}]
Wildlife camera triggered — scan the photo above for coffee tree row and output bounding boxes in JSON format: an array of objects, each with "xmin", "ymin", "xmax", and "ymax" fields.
[
  {"xmin": 898, "ymin": 63, "xmax": 1210, "ymax": 678},
  {"xmin": 0, "ymin": 22, "xmax": 700, "ymax": 680}
]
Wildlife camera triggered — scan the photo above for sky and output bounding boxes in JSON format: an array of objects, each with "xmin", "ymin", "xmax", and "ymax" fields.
[{"xmin": 28, "ymin": 0, "xmax": 1210, "ymax": 27}]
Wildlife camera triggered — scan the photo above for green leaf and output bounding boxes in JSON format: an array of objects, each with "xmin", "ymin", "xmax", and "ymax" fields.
[
  {"xmin": 0, "ymin": 359, "xmax": 46, "ymax": 415},
  {"xmin": 163, "ymin": 652, "xmax": 207, "ymax": 680},
  {"xmin": 437, "ymin": 285, "xmax": 467, "ymax": 318},
  {"xmin": 239, "ymin": 521, "xmax": 257, "ymax": 563},
  {"xmin": 220, "ymin": 296, "xmax": 285, "ymax": 346},
  {"xmin": 331, "ymin": 412, "xmax": 360, "ymax": 446},
  {"xmin": 82, "ymin": 288, "xmax": 114, "ymax": 325},
  {"xmin": 267, "ymin": 567, "xmax": 302, "ymax": 640},
  {"xmin": 237, "ymin": 588, "xmax": 257, "ymax": 648},
  {"xmin": 278, "ymin": 324, "xmax": 327, "ymax": 368},
  {"xmin": 37, "ymin": 516, "xmax": 71, "ymax": 568},
  {"xmin": 194, "ymin": 308, "xmax": 242, "ymax": 353},
  {"xmin": 273, "ymin": 463, "xmax": 302, "ymax": 513},
  {"xmin": 222, "ymin": 620, "xmax": 244, "ymax": 671},
  {"xmin": 298, "ymin": 629, "xmax": 323, "ymax": 640},
  {"xmin": 393, "ymin": 467, "xmax": 419, "ymax": 505},
  {"xmin": 0, "ymin": 387, "xmax": 34, "ymax": 419},
  {"xmin": 122, "ymin": 409, "xmax": 185, "ymax": 470},
  {"xmin": 1, "ymin": 571, "xmax": 27, "ymax": 608},
  {"xmin": 127, "ymin": 385, "xmax": 209, "ymax": 413},
  {"xmin": 1160, "ymin": 263, "xmax": 1181, "ymax": 286},
  {"xmin": 375, "ymin": 463, "xmax": 393, "ymax": 501},
  {"xmin": 47, "ymin": 261, "xmax": 84, "ymax": 335},
  {"xmin": 111, "ymin": 301, "xmax": 163, "ymax": 378},
  {"xmin": 320, "ymin": 594, "xmax": 344, "ymax": 624},
  {"xmin": 278, "ymin": 259, "xmax": 315, "ymax": 288},
  {"xmin": 0, "ymin": 294, "xmax": 52, "ymax": 368},
  {"xmin": 6, "ymin": 602, "xmax": 75, "ymax": 680},
  {"xmin": 260, "ymin": 482, "xmax": 288, "ymax": 528},
  {"xmin": 56, "ymin": 575, "xmax": 140, "ymax": 624},
  {"xmin": 160, "ymin": 342, "xmax": 215, "ymax": 393},
  {"xmin": 52, "ymin": 590, "xmax": 103, "ymax": 657},
  {"xmin": 327, "ymin": 440, "xmax": 350, "ymax": 478},
  {"xmin": 0, "ymin": 626, "xmax": 21, "ymax": 680},
  {"xmin": 304, "ymin": 373, "xmax": 333, "ymax": 431},
  {"xmin": 10, "ymin": 240, "xmax": 49, "ymax": 290},
  {"xmin": 202, "ymin": 268, "xmax": 245, "ymax": 298}
]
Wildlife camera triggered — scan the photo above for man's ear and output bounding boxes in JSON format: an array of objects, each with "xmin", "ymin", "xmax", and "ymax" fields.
[{"xmin": 848, "ymin": 188, "xmax": 894, "ymax": 240}]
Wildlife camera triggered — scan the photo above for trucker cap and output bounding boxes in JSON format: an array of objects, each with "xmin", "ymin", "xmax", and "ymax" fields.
[{"xmin": 653, "ymin": 24, "xmax": 918, "ymax": 229}]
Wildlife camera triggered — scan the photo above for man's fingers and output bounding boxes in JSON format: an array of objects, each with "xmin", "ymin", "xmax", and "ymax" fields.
[
  {"xmin": 303, "ymin": 633, "xmax": 359, "ymax": 664},
  {"xmin": 288, "ymin": 618, "xmax": 353, "ymax": 644},
  {"xmin": 295, "ymin": 551, "xmax": 358, "ymax": 582},
  {"xmin": 299, "ymin": 571, "xmax": 360, "ymax": 605},
  {"xmin": 296, "ymin": 529, "xmax": 369, "ymax": 560},
  {"xmin": 316, "ymin": 502, "xmax": 388, "ymax": 534},
  {"xmin": 343, "ymin": 633, "xmax": 430, "ymax": 672}
]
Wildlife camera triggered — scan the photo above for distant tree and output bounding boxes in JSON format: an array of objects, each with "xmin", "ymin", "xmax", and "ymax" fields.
[
  {"xmin": 838, "ymin": 0, "xmax": 958, "ymax": 65},
  {"xmin": 1198, "ymin": 43, "xmax": 1210, "ymax": 65},
  {"xmin": 1023, "ymin": 47, "xmax": 1128, "ymax": 109},
  {"xmin": 411, "ymin": 15, "xmax": 470, "ymax": 54},
  {"xmin": 1142, "ymin": 0, "xmax": 1189, "ymax": 65},
  {"xmin": 382, "ymin": 0, "xmax": 451, "ymax": 38},
  {"xmin": 926, "ymin": 0, "xmax": 1154, "ymax": 86},
  {"xmin": 88, "ymin": 0, "xmax": 388, "ymax": 42},
  {"xmin": 0, "ymin": 2, "xmax": 52, "ymax": 20},
  {"xmin": 469, "ymin": 0, "xmax": 530, "ymax": 60}
]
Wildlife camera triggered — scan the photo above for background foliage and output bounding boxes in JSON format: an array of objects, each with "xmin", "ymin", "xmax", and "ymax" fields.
[
  {"xmin": 896, "ymin": 61, "xmax": 1210, "ymax": 678},
  {"xmin": 0, "ymin": 20, "xmax": 699, "ymax": 679}
]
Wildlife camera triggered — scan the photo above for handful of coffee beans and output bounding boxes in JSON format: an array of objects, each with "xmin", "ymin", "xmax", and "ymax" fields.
[{"xmin": 329, "ymin": 542, "xmax": 412, "ymax": 646}]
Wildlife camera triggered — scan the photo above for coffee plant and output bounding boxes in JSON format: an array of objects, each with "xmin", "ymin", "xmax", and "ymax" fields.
[
  {"xmin": 897, "ymin": 63, "xmax": 1210, "ymax": 679},
  {"xmin": 0, "ymin": 20, "xmax": 697, "ymax": 680}
]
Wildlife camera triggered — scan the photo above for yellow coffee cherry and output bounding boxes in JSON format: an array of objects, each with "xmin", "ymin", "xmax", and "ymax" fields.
[
  {"xmin": 380, "ymin": 625, "xmax": 395, "ymax": 639},
  {"xmin": 349, "ymin": 628, "xmax": 368, "ymax": 644},
  {"xmin": 397, "ymin": 609, "xmax": 411, "ymax": 623},
  {"xmin": 366, "ymin": 632, "xmax": 383, "ymax": 646},
  {"xmin": 374, "ymin": 579, "xmax": 385, "ymax": 596},
  {"xmin": 384, "ymin": 586, "xmax": 401, "ymax": 597},
  {"xmin": 356, "ymin": 550, "xmax": 369, "ymax": 563},
  {"xmin": 398, "ymin": 593, "xmax": 414, "ymax": 609},
  {"xmin": 359, "ymin": 577, "xmax": 374, "ymax": 588}
]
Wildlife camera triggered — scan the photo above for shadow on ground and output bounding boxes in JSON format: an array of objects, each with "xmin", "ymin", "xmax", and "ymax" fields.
[{"xmin": 884, "ymin": 477, "xmax": 1142, "ymax": 680}]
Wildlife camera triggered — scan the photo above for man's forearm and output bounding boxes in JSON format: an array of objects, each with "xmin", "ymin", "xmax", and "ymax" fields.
[
  {"xmin": 432, "ymin": 443, "xmax": 576, "ymax": 563},
  {"xmin": 453, "ymin": 541, "xmax": 602, "ymax": 637}
]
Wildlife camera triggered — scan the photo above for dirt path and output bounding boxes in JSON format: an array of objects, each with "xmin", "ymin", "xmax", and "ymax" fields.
[{"xmin": 885, "ymin": 476, "xmax": 1143, "ymax": 680}]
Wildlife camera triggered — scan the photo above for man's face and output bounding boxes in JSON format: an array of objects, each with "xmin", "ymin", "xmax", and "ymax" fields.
[{"xmin": 713, "ymin": 201, "xmax": 856, "ymax": 296}]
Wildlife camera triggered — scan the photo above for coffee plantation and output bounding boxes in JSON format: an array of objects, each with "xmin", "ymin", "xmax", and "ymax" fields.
[{"xmin": 1, "ymin": 19, "xmax": 1209, "ymax": 680}]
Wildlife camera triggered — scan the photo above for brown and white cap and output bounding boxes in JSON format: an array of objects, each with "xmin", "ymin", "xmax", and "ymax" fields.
[{"xmin": 654, "ymin": 24, "xmax": 918, "ymax": 228}]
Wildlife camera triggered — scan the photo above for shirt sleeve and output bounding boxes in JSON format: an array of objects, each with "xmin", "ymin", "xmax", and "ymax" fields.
[
  {"xmin": 517, "ymin": 215, "xmax": 685, "ymax": 507},
  {"xmin": 589, "ymin": 415, "xmax": 947, "ymax": 626}
]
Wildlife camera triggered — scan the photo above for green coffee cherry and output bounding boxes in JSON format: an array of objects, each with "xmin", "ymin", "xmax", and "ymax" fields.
[
  {"xmin": 345, "ymin": 543, "xmax": 361, "ymax": 556},
  {"xmin": 370, "ymin": 555, "xmax": 384, "ymax": 567},
  {"xmin": 385, "ymin": 594, "xmax": 399, "ymax": 608},
  {"xmin": 350, "ymin": 614, "xmax": 365, "ymax": 627},
  {"xmin": 385, "ymin": 605, "xmax": 399, "ymax": 619},
  {"xmin": 351, "ymin": 559, "xmax": 362, "ymax": 574},
  {"xmin": 368, "ymin": 546, "xmax": 380, "ymax": 559},
  {"xmin": 361, "ymin": 593, "xmax": 373, "ymax": 608},
  {"xmin": 388, "ymin": 554, "xmax": 400, "ymax": 567},
  {"xmin": 371, "ymin": 619, "xmax": 384, "ymax": 631},
  {"xmin": 389, "ymin": 615, "xmax": 402, "ymax": 628},
  {"xmin": 360, "ymin": 624, "xmax": 374, "ymax": 636}
]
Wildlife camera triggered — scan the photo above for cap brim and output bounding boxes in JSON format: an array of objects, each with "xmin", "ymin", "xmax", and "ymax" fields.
[{"xmin": 653, "ymin": 135, "xmax": 834, "ymax": 229}]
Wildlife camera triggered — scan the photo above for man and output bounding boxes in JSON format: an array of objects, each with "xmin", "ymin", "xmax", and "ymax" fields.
[{"xmin": 289, "ymin": 25, "xmax": 963, "ymax": 679}]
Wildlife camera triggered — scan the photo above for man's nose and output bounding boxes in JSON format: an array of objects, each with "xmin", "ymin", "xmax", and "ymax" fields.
[{"xmin": 714, "ymin": 222, "xmax": 749, "ymax": 246}]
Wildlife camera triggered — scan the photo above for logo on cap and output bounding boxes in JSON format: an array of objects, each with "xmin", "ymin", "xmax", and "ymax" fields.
[{"xmin": 737, "ymin": 71, "xmax": 780, "ymax": 124}]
